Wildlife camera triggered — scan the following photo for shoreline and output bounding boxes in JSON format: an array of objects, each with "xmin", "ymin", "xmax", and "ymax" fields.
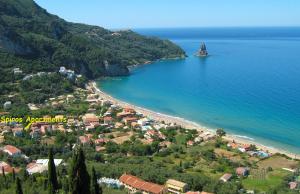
[{"xmin": 89, "ymin": 81, "xmax": 300, "ymax": 160}]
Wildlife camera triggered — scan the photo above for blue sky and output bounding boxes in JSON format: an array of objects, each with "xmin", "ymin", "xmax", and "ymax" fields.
[{"xmin": 34, "ymin": 0, "xmax": 300, "ymax": 29}]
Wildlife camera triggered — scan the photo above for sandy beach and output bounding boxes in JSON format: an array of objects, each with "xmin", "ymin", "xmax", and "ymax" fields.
[{"xmin": 89, "ymin": 81, "xmax": 300, "ymax": 160}]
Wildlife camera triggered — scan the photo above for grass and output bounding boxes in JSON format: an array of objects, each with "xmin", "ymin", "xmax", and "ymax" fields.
[
  {"xmin": 103, "ymin": 187, "xmax": 126, "ymax": 194},
  {"xmin": 242, "ymin": 169, "xmax": 290, "ymax": 192},
  {"xmin": 257, "ymin": 155, "xmax": 299, "ymax": 170}
]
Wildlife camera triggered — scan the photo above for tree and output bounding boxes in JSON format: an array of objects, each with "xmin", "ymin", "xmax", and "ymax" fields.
[
  {"xmin": 216, "ymin": 128, "xmax": 226, "ymax": 137},
  {"xmin": 22, "ymin": 169, "xmax": 29, "ymax": 181},
  {"xmin": 91, "ymin": 167, "xmax": 102, "ymax": 194},
  {"xmin": 16, "ymin": 177, "xmax": 23, "ymax": 194},
  {"xmin": 70, "ymin": 147, "xmax": 91, "ymax": 194},
  {"xmin": 48, "ymin": 148, "xmax": 59, "ymax": 194},
  {"xmin": 12, "ymin": 168, "xmax": 16, "ymax": 181}
]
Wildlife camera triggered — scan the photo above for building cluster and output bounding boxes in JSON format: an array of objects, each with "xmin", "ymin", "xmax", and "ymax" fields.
[
  {"xmin": 0, "ymin": 144, "xmax": 63, "ymax": 175},
  {"xmin": 227, "ymin": 141, "xmax": 270, "ymax": 158},
  {"xmin": 118, "ymin": 173, "xmax": 213, "ymax": 194}
]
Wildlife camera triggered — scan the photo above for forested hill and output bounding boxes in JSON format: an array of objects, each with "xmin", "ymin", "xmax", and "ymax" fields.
[{"xmin": 0, "ymin": 0, "xmax": 185, "ymax": 78}]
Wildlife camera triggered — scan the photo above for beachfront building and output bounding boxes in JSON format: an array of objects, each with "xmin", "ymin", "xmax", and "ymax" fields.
[
  {"xmin": 119, "ymin": 173, "xmax": 167, "ymax": 194},
  {"xmin": 165, "ymin": 179, "xmax": 188, "ymax": 194}
]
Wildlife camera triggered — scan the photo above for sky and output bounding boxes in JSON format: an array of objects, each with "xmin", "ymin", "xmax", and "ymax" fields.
[{"xmin": 34, "ymin": 0, "xmax": 300, "ymax": 29}]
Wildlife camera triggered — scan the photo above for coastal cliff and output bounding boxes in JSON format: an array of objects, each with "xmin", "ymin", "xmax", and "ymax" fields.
[{"xmin": 0, "ymin": 0, "xmax": 185, "ymax": 78}]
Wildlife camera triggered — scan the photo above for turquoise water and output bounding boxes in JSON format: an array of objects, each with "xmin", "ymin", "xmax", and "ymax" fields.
[{"xmin": 99, "ymin": 27, "xmax": 300, "ymax": 153}]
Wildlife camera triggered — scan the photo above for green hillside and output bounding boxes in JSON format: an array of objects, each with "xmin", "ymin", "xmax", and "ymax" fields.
[{"xmin": 0, "ymin": 0, "xmax": 185, "ymax": 79}]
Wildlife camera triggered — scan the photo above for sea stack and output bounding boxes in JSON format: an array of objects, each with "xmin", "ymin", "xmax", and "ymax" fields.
[{"xmin": 198, "ymin": 42, "xmax": 208, "ymax": 57}]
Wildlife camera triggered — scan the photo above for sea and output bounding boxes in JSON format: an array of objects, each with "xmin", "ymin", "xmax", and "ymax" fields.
[{"xmin": 98, "ymin": 27, "xmax": 300, "ymax": 154}]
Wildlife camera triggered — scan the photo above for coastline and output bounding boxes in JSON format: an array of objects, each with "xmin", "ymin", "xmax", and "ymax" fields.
[{"xmin": 89, "ymin": 81, "xmax": 300, "ymax": 160}]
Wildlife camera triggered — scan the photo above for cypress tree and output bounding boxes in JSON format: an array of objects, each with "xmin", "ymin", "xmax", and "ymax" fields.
[
  {"xmin": 70, "ymin": 147, "xmax": 91, "ymax": 194},
  {"xmin": 48, "ymin": 148, "xmax": 59, "ymax": 194},
  {"xmin": 12, "ymin": 168, "xmax": 16, "ymax": 181},
  {"xmin": 2, "ymin": 166, "xmax": 7, "ymax": 189},
  {"xmin": 91, "ymin": 167, "xmax": 101, "ymax": 194},
  {"xmin": 15, "ymin": 177, "xmax": 23, "ymax": 194},
  {"xmin": 1, "ymin": 166, "xmax": 5, "ymax": 179},
  {"xmin": 22, "ymin": 169, "xmax": 29, "ymax": 181}
]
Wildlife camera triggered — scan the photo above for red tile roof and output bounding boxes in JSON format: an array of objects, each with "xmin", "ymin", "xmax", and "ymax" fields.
[
  {"xmin": 3, "ymin": 145, "xmax": 21, "ymax": 155},
  {"xmin": 119, "ymin": 174, "xmax": 165, "ymax": 194}
]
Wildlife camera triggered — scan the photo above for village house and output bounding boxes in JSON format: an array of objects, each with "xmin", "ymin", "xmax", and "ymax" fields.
[
  {"xmin": 79, "ymin": 136, "xmax": 91, "ymax": 145},
  {"xmin": 238, "ymin": 144, "xmax": 251, "ymax": 153},
  {"xmin": 137, "ymin": 117, "xmax": 151, "ymax": 126},
  {"xmin": 13, "ymin": 68, "xmax": 23, "ymax": 74},
  {"xmin": 95, "ymin": 146, "xmax": 106, "ymax": 152},
  {"xmin": 187, "ymin": 140, "xmax": 194, "ymax": 146},
  {"xmin": 115, "ymin": 122, "xmax": 124, "ymax": 129},
  {"xmin": 103, "ymin": 116, "xmax": 113, "ymax": 125},
  {"xmin": 0, "ymin": 161, "xmax": 14, "ymax": 174},
  {"xmin": 289, "ymin": 181, "xmax": 298, "ymax": 190},
  {"xmin": 159, "ymin": 141, "xmax": 172, "ymax": 148},
  {"xmin": 166, "ymin": 179, "xmax": 188, "ymax": 194},
  {"xmin": 2, "ymin": 145, "xmax": 22, "ymax": 157},
  {"xmin": 220, "ymin": 173, "xmax": 232, "ymax": 182},
  {"xmin": 117, "ymin": 112, "xmax": 134, "ymax": 119},
  {"xmin": 12, "ymin": 127, "xmax": 23, "ymax": 137},
  {"xmin": 94, "ymin": 138, "xmax": 109, "ymax": 145},
  {"xmin": 123, "ymin": 117, "xmax": 138, "ymax": 125},
  {"xmin": 40, "ymin": 125, "xmax": 52, "ymax": 134},
  {"xmin": 236, "ymin": 167, "xmax": 249, "ymax": 177},
  {"xmin": 197, "ymin": 132, "xmax": 215, "ymax": 141},
  {"xmin": 119, "ymin": 173, "xmax": 167, "ymax": 194},
  {"xmin": 26, "ymin": 159, "xmax": 63, "ymax": 175},
  {"xmin": 123, "ymin": 107, "xmax": 136, "ymax": 114},
  {"xmin": 3, "ymin": 101, "xmax": 12, "ymax": 110},
  {"xmin": 144, "ymin": 130, "xmax": 157, "ymax": 140},
  {"xmin": 82, "ymin": 113, "xmax": 99, "ymax": 124}
]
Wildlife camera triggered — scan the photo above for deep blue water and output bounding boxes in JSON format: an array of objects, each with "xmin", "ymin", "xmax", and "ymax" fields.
[{"xmin": 99, "ymin": 27, "xmax": 300, "ymax": 153}]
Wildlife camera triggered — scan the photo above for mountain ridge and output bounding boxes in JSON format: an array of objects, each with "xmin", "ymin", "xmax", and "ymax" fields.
[{"xmin": 0, "ymin": 0, "xmax": 185, "ymax": 78}]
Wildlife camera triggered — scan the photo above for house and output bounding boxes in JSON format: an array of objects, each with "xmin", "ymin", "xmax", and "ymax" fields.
[
  {"xmin": 95, "ymin": 146, "xmax": 106, "ymax": 152},
  {"xmin": 220, "ymin": 173, "xmax": 232, "ymax": 182},
  {"xmin": 119, "ymin": 174, "xmax": 167, "ymax": 194},
  {"xmin": 236, "ymin": 167, "xmax": 249, "ymax": 177},
  {"xmin": 13, "ymin": 68, "xmax": 22, "ymax": 74},
  {"xmin": 2, "ymin": 145, "xmax": 22, "ymax": 157},
  {"xmin": 115, "ymin": 122, "xmax": 124, "ymax": 129},
  {"xmin": 159, "ymin": 141, "xmax": 172, "ymax": 148},
  {"xmin": 123, "ymin": 107, "xmax": 136, "ymax": 114},
  {"xmin": 40, "ymin": 125, "xmax": 52, "ymax": 134},
  {"xmin": 289, "ymin": 181, "xmax": 298, "ymax": 190},
  {"xmin": 79, "ymin": 136, "xmax": 91, "ymax": 145},
  {"xmin": 144, "ymin": 130, "xmax": 157, "ymax": 140},
  {"xmin": 238, "ymin": 144, "xmax": 251, "ymax": 153},
  {"xmin": 166, "ymin": 179, "xmax": 188, "ymax": 194},
  {"xmin": 94, "ymin": 138, "xmax": 108, "ymax": 145},
  {"xmin": 187, "ymin": 140, "xmax": 194, "ymax": 146},
  {"xmin": 82, "ymin": 113, "xmax": 99, "ymax": 124},
  {"xmin": 198, "ymin": 132, "xmax": 215, "ymax": 141},
  {"xmin": 138, "ymin": 118, "xmax": 151, "ymax": 126},
  {"xmin": 122, "ymin": 117, "xmax": 138, "ymax": 125},
  {"xmin": 103, "ymin": 116, "xmax": 113, "ymax": 125},
  {"xmin": 0, "ymin": 161, "xmax": 13, "ymax": 174},
  {"xmin": 26, "ymin": 159, "xmax": 63, "ymax": 174},
  {"xmin": 3, "ymin": 101, "xmax": 12, "ymax": 110},
  {"xmin": 12, "ymin": 127, "xmax": 23, "ymax": 137},
  {"xmin": 117, "ymin": 112, "xmax": 133, "ymax": 119}
]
